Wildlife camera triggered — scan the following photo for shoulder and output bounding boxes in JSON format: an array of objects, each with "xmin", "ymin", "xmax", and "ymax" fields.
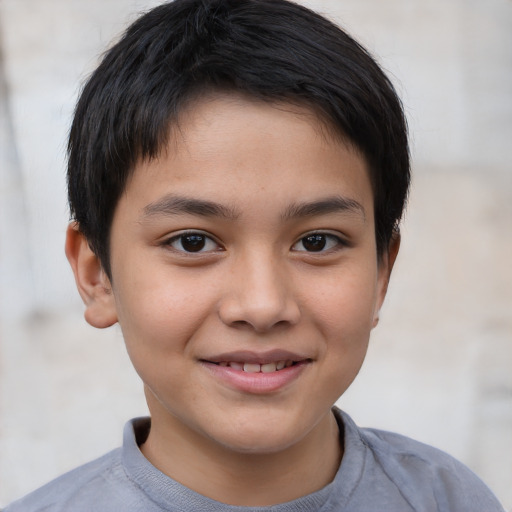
[
  {"xmin": 4, "ymin": 449, "xmax": 125, "ymax": 512},
  {"xmin": 4, "ymin": 418, "xmax": 157, "ymax": 512},
  {"xmin": 335, "ymin": 408, "xmax": 505, "ymax": 511}
]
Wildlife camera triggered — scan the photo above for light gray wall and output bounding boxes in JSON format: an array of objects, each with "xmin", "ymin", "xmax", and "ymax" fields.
[{"xmin": 1, "ymin": 0, "xmax": 511, "ymax": 508}]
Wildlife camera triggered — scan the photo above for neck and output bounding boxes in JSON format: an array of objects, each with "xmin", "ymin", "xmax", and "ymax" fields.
[{"xmin": 140, "ymin": 400, "xmax": 342, "ymax": 506}]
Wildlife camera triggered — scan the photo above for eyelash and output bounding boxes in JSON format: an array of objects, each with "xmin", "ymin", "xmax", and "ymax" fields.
[
  {"xmin": 163, "ymin": 230, "xmax": 347, "ymax": 255},
  {"xmin": 163, "ymin": 231, "xmax": 222, "ymax": 254},
  {"xmin": 291, "ymin": 232, "xmax": 347, "ymax": 253}
]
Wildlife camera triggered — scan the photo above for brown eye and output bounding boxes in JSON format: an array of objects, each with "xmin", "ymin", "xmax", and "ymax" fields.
[
  {"xmin": 302, "ymin": 234, "xmax": 327, "ymax": 251},
  {"xmin": 180, "ymin": 234, "xmax": 206, "ymax": 252},
  {"xmin": 167, "ymin": 232, "xmax": 219, "ymax": 253},
  {"xmin": 292, "ymin": 233, "xmax": 342, "ymax": 253}
]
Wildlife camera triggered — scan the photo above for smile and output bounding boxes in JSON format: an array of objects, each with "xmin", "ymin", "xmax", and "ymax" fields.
[
  {"xmin": 214, "ymin": 360, "xmax": 297, "ymax": 373},
  {"xmin": 201, "ymin": 353, "xmax": 312, "ymax": 394}
]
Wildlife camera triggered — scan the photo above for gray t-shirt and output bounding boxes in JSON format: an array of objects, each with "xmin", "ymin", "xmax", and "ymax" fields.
[{"xmin": 5, "ymin": 408, "xmax": 505, "ymax": 511}]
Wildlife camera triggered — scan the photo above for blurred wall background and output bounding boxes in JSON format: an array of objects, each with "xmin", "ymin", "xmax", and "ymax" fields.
[{"xmin": 0, "ymin": 0, "xmax": 511, "ymax": 508}]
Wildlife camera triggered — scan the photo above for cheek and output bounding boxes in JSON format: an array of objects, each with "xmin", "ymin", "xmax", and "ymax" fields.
[
  {"xmin": 113, "ymin": 279, "xmax": 203, "ymax": 394},
  {"xmin": 311, "ymin": 273, "xmax": 378, "ymax": 394},
  {"xmin": 307, "ymin": 268, "xmax": 379, "ymax": 337},
  {"xmin": 113, "ymin": 268, "xmax": 214, "ymax": 356}
]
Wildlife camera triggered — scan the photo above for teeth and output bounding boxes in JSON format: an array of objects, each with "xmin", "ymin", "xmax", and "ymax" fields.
[
  {"xmin": 261, "ymin": 362, "xmax": 277, "ymax": 373},
  {"xmin": 219, "ymin": 360, "xmax": 293, "ymax": 372},
  {"xmin": 243, "ymin": 363, "xmax": 261, "ymax": 373}
]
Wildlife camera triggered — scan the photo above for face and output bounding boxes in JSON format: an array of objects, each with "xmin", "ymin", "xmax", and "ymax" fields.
[{"xmin": 99, "ymin": 95, "xmax": 393, "ymax": 455}]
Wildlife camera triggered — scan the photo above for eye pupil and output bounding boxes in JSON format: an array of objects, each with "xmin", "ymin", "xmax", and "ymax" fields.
[
  {"xmin": 302, "ymin": 234, "xmax": 326, "ymax": 252},
  {"xmin": 181, "ymin": 234, "xmax": 206, "ymax": 252}
]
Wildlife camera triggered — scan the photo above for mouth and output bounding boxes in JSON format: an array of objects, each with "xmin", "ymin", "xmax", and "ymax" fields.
[
  {"xmin": 199, "ymin": 350, "xmax": 312, "ymax": 393},
  {"xmin": 209, "ymin": 360, "xmax": 305, "ymax": 373}
]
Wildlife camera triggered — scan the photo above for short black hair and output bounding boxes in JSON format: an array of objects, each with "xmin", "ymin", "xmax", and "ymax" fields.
[{"xmin": 68, "ymin": 0, "xmax": 410, "ymax": 277}]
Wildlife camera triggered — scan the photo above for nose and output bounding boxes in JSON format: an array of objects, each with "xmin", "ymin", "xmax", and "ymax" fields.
[{"xmin": 218, "ymin": 251, "xmax": 301, "ymax": 333}]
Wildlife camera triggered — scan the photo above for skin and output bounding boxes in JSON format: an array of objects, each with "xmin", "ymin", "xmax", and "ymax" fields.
[{"xmin": 66, "ymin": 94, "xmax": 399, "ymax": 506}]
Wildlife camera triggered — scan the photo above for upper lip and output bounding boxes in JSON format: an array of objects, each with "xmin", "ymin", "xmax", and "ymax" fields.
[{"xmin": 201, "ymin": 349, "xmax": 312, "ymax": 365}]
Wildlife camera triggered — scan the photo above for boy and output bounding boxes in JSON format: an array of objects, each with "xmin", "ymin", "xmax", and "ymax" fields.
[{"xmin": 6, "ymin": 0, "xmax": 505, "ymax": 510}]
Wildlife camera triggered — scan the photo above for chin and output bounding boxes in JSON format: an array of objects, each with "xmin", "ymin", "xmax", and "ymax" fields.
[
  {"xmin": 205, "ymin": 413, "xmax": 310, "ymax": 455},
  {"xmin": 218, "ymin": 430, "xmax": 301, "ymax": 455}
]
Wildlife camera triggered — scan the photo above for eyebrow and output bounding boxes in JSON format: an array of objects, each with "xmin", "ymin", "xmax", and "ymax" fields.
[
  {"xmin": 142, "ymin": 195, "xmax": 241, "ymax": 220},
  {"xmin": 281, "ymin": 195, "xmax": 366, "ymax": 221},
  {"xmin": 141, "ymin": 194, "xmax": 365, "ymax": 223}
]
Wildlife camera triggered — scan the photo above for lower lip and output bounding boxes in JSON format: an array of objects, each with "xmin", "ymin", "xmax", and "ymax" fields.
[{"xmin": 201, "ymin": 361, "xmax": 310, "ymax": 394}]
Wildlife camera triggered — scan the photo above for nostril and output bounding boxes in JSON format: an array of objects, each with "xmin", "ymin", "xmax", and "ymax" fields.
[
  {"xmin": 231, "ymin": 320, "xmax": 251, "ymax": 329},
  {"xmin": 273, "ymin": 319, "xmax": 293, "ymax": 329}
]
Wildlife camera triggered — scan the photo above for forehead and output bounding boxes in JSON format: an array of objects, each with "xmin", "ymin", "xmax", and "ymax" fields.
[
  {"xmin": 121, "ymin": 93, "xmax": 374, "ymax": 221},
  {"xmin": 169, "ymin": 92, "xmax": 354, "ymax": 160}
]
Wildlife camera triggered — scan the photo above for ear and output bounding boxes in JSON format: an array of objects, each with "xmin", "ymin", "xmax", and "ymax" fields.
[
  {"xmin": 372, "ymin": 232, "xmax": 401, "ymax": 328},
  {"xmin": 65, "ymin": 223, "xmax": 118, "ymax": 328}
]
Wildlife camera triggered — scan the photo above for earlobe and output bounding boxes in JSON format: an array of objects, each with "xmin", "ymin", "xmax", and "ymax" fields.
[
  {"xmin": 373, "ymin": 232, "xmax": 401, "ymax": 328},
  {"xmin": 65, "ymin": 223, "xmax": 118, "ymax": 329}
]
